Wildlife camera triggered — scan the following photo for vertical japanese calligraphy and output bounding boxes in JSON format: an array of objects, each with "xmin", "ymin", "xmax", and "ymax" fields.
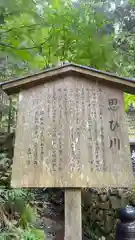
[
  {"xmin": 109, "ymin": 137, "xmax": 120, "ymax": 150},
  {"xmin": 99, "ymin": 87, "xmax": 106, "ymax": 171},
  {"xmin": 108, "ymin": 98, "xmax": 119, "ymax": 111},
  {"xmin": 12, "ymin": 76, "xmax": 133, "ymax": 188},
  {"xmin": 33, "ymin": 111, "xmax": 38, "ymax": 165},
  {"xmin": 39, "ymin": 110, "xmax": 44, "ymax": 163},
  {"xmin": 27, "ymin": 148, "xmax": 31, "ymax": 165},
  {"xmin": 47, "ymin": 86, "xmax": 50, "ymax": 118},
  {"xmin": 86, "ymin": 87, "xmax": 93, "ymax": 168},
  {"xmin": 58, "ymin": 87, "xmax": 64, "ymax": 171},
  {"xmin": 92, "ymin": 86, "xmax": 100, "ymax": 171},
  {"xmin": 76, "ymin": 87, "xmax": 80, "ymax": 171},
  {"xmin": 52, "ymin": 85, "xmax": 57, "ymax": 172},
  {"xmin": 109, "ymin": 120, "xmax": 119, "ymax": 131},
  {"xmin": 108, "ymin": 98, "xmax": 121, "ymax": 150},
  {"xmin": 68, "ymin": 87, "xmax": 74, "ymax": 171}
]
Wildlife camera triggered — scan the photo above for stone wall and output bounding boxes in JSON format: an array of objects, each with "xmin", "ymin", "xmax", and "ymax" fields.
[
  {"xmin": 82, "ymin": 188, "xmax": 134, "ymax": 240},
  {"xmin": 127, "ymin": 110, "xmax": 135, "ymax": 143},
  {"xmin": 32, "ymin": 188, "xmax": 134, "ymax": 240}
]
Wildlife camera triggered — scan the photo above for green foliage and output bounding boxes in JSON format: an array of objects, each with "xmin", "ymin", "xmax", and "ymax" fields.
[
  {"xmin": 0, "ymin": 188, "xmax": 45, "ymax": 240},
  {"xmin": 19, "ymin": 204, "xmax": 37, "ymax": 228},
  {"xmin": 0, "ymin": 0, "xmax": 134, "ymax": 108},
  {"xmin": 130, "ymin": 0, "xmax": 135, "ymax": 5},
  {"xmin": 124, "ymin": 94, "xmax": 135, "ymax": 112},
  {"xmin": 0, "ymin": 2, "xmax": 134, "ymax": 240},
  {"xmin": 0, "ymin": 227, "xmax": 45, "ymax": 240},
  {"xmin": 21, "ymin": 228, "xmax": 45, "ymax": 240},
  {"xmin": 0, "ymin": 1, "xmax": 116, "ymax": 73}
]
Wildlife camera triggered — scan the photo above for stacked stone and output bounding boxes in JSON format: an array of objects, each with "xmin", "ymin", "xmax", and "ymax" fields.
[{"xmin": 0, "ymin": 132, "xmax": 14, "ymax": 186}]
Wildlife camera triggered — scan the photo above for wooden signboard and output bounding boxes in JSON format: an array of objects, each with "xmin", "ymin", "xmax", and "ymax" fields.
[
  {"xmin": 1, "ymin": 63, "xmax": 135, "ymax": 240},
  {"xmin": 9, "ymin": 76, "xmax": 133, "ymax": 188}
]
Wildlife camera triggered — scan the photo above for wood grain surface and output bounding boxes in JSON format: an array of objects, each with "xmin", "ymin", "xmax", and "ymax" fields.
[
  {"xmin": 11, "ymin": 76, "xmax": 134, "ymax": 188},
  {"xmin": 65, "ymin": 189, "xmax": 82, "ymax": 240}
]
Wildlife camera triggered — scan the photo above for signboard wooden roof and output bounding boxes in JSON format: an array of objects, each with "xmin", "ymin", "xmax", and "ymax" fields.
[
  {"xmin": 1, "ymin": 63, "xmax": 135, "ymax": 188},
  {"xmin": 1, "ymin": 63, "xmax": 135, "ymax": 94}
]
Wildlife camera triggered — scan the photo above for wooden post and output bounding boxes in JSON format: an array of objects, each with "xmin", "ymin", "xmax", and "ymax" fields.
[{"xmin": 65, "ymin": 189, "xmax": 82, "ymax": 240}]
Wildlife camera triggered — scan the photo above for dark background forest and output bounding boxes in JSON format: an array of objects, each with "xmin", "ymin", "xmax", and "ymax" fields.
[{"xmin": 0, "ymin": 0, "xmax": 135, "ymax": 239}]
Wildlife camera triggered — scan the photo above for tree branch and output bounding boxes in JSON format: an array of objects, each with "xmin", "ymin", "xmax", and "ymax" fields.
[
  {"xmin": 0, "ymin": 42, "xmax": 46, "ymax": 50},
  {"xmin": 0, "ymin": 21, "xmax": 55, "ymax": 35},
  {"xmin": 0, "ymin": 23, "xmax": 42, "ymax": 34},
  {"xmin": 0, "ymin": 22, "xmax": 61, "ymax": 35}
]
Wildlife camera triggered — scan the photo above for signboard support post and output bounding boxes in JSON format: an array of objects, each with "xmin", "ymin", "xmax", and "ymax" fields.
[{"xmin": 65, "ymin": 189, "xmax": 82, "ymax": 240}]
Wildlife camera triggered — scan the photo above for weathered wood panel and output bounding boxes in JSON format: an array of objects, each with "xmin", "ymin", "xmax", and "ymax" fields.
[
  {"xmin": 65, "ymin": 189, "xmax": 82, "ymax": 240},
  {"xmin": 11, "ymin": 76, "xmax": 134, "ymax": 188}
]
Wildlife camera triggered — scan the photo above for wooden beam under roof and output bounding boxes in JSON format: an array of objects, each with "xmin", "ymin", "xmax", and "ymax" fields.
[{"xmin": 1, "ymin": 63, "xmax": 135, "ymax": 95}]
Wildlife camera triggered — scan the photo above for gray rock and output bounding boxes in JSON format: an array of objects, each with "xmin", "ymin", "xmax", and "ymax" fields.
[
  {"xmin": 100, "ymin": 194, "xmax": 107, "ymax": 202},
  {"xmin": 104, "ymin": 215, "xmax": 114, "ymax": 232},
  {"xmin": 99, "ymin": 201, "xmax": 110, "ymax": 209},
  {"xmin": 110, "ymin": 196, "xmax": 121, "ymax": 209}
]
